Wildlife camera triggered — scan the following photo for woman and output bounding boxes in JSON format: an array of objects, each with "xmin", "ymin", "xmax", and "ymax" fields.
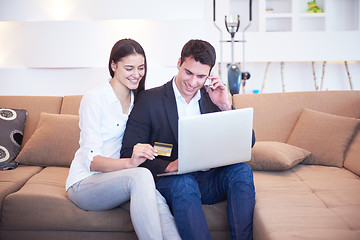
[{"xmin": 66, "ymin": 39, "xmax": 180, "ymax": 240}]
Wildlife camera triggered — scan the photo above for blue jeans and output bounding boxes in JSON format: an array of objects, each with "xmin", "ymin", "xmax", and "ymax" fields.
[{"xmin": 156, "ymin": 163, "xmax": 255, "ymax": 240}]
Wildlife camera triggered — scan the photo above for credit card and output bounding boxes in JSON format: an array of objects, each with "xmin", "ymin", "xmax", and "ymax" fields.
[{"xmin": 154, "ymin": 142, "xmax": 173, "ymax": 157}]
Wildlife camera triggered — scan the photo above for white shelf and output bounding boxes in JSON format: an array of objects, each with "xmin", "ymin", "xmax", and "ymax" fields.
[
  {"xmin": 265, "ymin": 13, "xmax": 292, "ymax": 18},
  {"xmin": 256, "ymin": 0, "xmax": 359, "ymax": 32},
  {"xmin": 299, "ymin": 13, "xmax": 327, "ymax": 18},
  {"xmin": 226, "ymin": 0, "xmax": 360, "ymax": 62}
]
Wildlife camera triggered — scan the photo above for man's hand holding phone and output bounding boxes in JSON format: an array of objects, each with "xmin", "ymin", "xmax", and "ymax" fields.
[{"xmin": 206, "ymin": 75, "xmax": 232, "ymax": 111}]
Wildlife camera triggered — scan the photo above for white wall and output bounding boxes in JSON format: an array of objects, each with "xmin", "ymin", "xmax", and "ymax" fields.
[{"xmin": 0, "ymin": 0, "xmax": 359, "ymax": 96}]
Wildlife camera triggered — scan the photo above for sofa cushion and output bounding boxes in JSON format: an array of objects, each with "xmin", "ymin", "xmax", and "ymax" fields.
[
  {"xmin": 0, "ymin": 108, "xmax": 27, "ymax": 170},
  {"xmin": 1, "ymin": 166, "xmax": 231, "ymax": 236},
  {"xmin": 332, "ymin": 207, "xmax": 360, "ymax": 231},
  {"xmin": 291, "ymin": 164, "xmax": 359, "ymax": 181},
  {"xmin": 16, "ymin": 113, "xmax": 80, "ymax": 167},
  {"xmin": 249, "ymin": 141, "xmax": 311, "ymax": 171},
  {"xmin": 254, "ymin": 207, "xmax": 359, "ymax": 240},
  {"xmin": 253, "ymin": 165, "xmax": 360, "ymax": 240},
  {"xmin": 344, "ymin": 130, "xmax": 360, "ymax": 176},
  {"xmin": 287, "ymin": 108, "xmax": 359, "ymax": 167},
  {"xmin": 0, "ymin": 165, "xmax": 42, "ymax": 217},
  {"xmin": 0, "ymin": 167, "xmax": 134, "ymax": 232},
  {"xmin": 202, "ymin": 201, "xmax": 229, "ymax": 231}
]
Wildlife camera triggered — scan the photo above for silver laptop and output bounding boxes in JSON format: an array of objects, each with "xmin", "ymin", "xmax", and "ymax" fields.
[{"xmin": 157, "ymin": 107, "xmax": 253, "ymax": 176}]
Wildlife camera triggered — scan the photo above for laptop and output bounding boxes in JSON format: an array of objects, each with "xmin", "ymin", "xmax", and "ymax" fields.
[{"xmin": 157, "ymin": 107, "xmax": 253, "ymax": 176}]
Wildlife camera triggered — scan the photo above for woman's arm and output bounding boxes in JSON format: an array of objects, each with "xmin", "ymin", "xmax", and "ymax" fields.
[{"xmin": 90, "ymin": 143, "xmax": 158, "ymax": 172}]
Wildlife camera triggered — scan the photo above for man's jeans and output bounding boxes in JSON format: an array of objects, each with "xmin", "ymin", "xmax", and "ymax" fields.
[{"xmin": 156, "ymin": 162, "xmax": 255, "ymax": 240}]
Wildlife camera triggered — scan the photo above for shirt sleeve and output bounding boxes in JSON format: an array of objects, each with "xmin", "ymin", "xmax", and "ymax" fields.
[{"xmin": 78, "ymin": 94, "xmax": 104, "ymax": 171}]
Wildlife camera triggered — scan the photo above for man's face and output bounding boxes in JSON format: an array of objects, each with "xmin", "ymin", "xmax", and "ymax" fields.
[{"xmin": 175, "ymin": 57, "xmax": 211, "ymax": 103}]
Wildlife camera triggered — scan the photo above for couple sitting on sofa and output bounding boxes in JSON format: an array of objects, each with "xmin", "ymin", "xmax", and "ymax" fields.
[{"xmin": 66, "ymin": 38, "xmax": 256, "ymax": 240}]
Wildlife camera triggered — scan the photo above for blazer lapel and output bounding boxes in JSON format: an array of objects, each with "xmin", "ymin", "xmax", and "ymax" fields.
[{"xmin": 163, "ymin": 80, "xmax": 179, "ymax": 143}]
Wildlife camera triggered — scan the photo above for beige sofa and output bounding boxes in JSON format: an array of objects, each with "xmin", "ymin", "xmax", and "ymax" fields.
[{"xmin": 0, "ymin": 91, "xmax": 359, "ymax": 240}]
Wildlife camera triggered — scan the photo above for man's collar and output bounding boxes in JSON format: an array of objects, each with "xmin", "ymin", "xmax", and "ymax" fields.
[{"xmin": 172, "ymin": 77, "xmax": 201, "ymax": 103}]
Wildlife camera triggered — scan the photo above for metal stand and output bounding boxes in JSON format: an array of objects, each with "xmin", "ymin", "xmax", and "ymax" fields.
[
  {"xmin": 225, "ymin": 15, "xmax": 242, "ymax": 95},
  {"xmin": 213, "ymin": 0, "xmax": 252, "ymax": 95}
]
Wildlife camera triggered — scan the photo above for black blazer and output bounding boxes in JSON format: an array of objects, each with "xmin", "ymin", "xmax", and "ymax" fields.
[{"xmin": 121, "ymin": 79, "xmax": 255, "ymax": 179}]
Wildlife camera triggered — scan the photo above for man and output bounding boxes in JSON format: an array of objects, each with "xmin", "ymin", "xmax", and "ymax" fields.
[{"xmin": 121, "ymin": 39, "xmax": 255, "ymax": 240}]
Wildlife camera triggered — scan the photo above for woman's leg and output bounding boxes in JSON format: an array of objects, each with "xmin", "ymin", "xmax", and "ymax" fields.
[
  {"xmin": 127, "ymin": 168, "xmax": 163, "ymax": 240},
  {"xmin": 67, "ymin": 167, "xmax": 163, "ymax": 240},
  {"xmin": 155, "ymin": 190, "xmax": 181, "ymax": 240}
]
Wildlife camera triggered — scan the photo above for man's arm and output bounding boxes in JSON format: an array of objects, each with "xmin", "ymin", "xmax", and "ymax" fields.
[
  {"xmin": 202, "ymin": 77, "xmax": 256, "ymax": 148},
  {"xmin": 121, "ymin": 91, "xmax": 171, "ymax": 178}
]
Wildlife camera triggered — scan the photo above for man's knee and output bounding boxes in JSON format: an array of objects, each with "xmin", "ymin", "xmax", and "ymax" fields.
[
  {"xmin": 162, "ymin": 174, "xmax": 201, "ymax": 202},
  {"xmin": 171, "ymin": 174, "xmax": 199, "ymax": 192},
  {"xmin": 225, "ymin": 163, "xmax": 254, "ymax": 185}
]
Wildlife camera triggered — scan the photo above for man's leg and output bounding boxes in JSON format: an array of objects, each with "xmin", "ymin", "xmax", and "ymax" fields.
[
  {"xmin": 156, "ymin": 174, "xmax": 211, "ymax": 240},
  {"xmin": 224, "ymin": 163, "xmax": 255, "ymax": 240},
  {"xmin": 194, "ymin": 163, "xmax": 255, "ymax": 240}
]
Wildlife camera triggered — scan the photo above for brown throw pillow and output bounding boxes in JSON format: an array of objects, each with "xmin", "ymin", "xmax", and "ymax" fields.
[
  {"xmin": 248, "ymin": 141, "xmax": 311, "ymax": 171},
  {"xmin": 287, "ymin": 108, "xmax": 359, "ymax": 167},
  {"xmin": 16, "ymin": 113, "xmax": 80, "ymax": 167},
  {"xmin": 344, "ymin": 130, "xmax": 360, "ymax": 176}
]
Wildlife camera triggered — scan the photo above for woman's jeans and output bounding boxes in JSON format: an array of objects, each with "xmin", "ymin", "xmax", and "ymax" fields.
[
  {"xmin": 67, "ymin": 167, "xmax": 181, "ymax": 240},
  {"xmin": 156, "ymin": 163, "xmax": 255, "ymax": 240}
]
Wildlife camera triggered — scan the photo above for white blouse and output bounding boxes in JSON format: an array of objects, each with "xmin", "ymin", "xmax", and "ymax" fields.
[{"xmin": 66, "ymin": 81, "xmax": 134, "ymax": 190}]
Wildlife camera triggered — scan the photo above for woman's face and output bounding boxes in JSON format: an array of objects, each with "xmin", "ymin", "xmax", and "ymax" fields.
[{"xmin": 111, "ymin": 53, "xmax": 145, "ymax": 90}]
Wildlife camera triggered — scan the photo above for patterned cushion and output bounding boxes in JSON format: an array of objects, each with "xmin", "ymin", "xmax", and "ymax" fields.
[{"xmin": 0, "ymin": 108, "xmax": 27, "ymax": 170}]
